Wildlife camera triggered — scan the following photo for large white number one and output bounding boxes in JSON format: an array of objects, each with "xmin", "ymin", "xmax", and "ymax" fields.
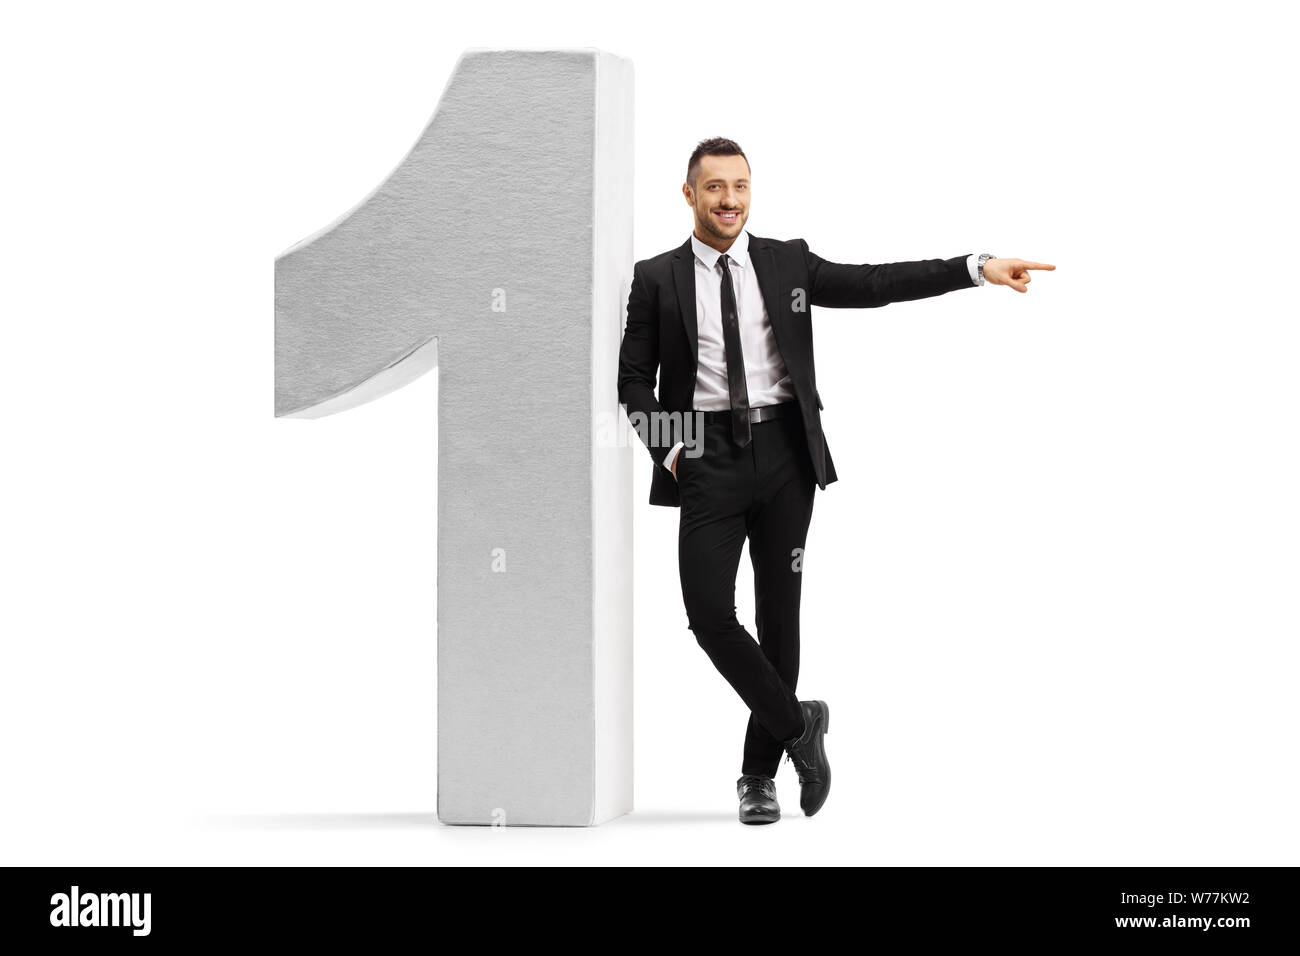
[{"xmin": 275, "ymin": 49, "xmax": 634, "ymax": 825}]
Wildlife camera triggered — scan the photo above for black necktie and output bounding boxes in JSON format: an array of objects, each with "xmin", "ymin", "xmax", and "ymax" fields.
[{"xmin": 718, "ymin": 253, "xmax": 751, "ymax": 447}]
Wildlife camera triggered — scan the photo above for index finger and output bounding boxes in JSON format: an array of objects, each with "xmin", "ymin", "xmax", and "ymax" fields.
[{"xmin": 1025, "ymin": 262, "xmax": 1056, "ymax": 270}]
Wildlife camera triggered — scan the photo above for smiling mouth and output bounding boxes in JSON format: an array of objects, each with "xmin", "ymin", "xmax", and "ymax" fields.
[{"xmin": 714, "ymin": 209, "xmax": 741, "ymax": 223}]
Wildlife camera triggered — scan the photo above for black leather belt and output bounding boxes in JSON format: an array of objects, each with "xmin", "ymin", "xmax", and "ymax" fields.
[{"xmin": 696, "ymin": 401, "xmax": 800, "ymax": 426}]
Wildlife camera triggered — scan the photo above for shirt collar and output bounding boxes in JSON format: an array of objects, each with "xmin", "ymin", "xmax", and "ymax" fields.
[{"xmin": 691, "ymin": 228, "xmax": 750, "ymax": 271}]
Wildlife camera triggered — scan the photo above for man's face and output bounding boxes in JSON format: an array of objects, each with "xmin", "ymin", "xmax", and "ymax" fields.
[{"xmin": 683, "ymin": 153, "xmax": 750, "ymax": 243}]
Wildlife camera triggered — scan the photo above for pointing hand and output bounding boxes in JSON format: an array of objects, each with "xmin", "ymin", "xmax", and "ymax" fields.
[{"xmin": 984, "ymin": 258, "xmax": 1055, "ymax": 293}]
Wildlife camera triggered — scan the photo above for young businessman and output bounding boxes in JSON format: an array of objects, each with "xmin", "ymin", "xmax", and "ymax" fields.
[{"xmin": 617, "ymin": 137, "xmax": 1054, "ymax": 824}]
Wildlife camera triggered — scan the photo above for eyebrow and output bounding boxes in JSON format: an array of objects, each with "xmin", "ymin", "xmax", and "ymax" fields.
[{"xmin": 701, "ymin": 178, "xmax": 749, "ymax": 185}]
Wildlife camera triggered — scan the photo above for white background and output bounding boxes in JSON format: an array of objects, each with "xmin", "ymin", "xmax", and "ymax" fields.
[{"xmin": 3, "ymin": 0, "xmax": 1297, "ymax": 865}]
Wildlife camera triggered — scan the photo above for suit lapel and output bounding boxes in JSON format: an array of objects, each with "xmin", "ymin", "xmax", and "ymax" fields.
[
  {"xmin": 670, "ymin": 237, "xmax": 698, "ymax": 372},
  {"xmin": 749, "ymin": 234, "xmax": 786, "ymax": 360}
]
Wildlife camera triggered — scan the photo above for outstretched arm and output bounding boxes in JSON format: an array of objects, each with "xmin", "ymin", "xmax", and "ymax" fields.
[{"xmin": 800, "ymin": 238, "xmax": 976, "ymax": 308}]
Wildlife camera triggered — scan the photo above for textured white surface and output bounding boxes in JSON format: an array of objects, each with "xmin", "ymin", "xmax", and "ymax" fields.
[{"xmin": 275, "ymin": 48, "xmax": 634, "ymax": 825}]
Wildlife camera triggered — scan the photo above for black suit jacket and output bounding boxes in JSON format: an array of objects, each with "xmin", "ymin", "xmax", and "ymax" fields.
[{"xmin": 617, "ymin": 233, "xmax": 976, "ymax": 507}]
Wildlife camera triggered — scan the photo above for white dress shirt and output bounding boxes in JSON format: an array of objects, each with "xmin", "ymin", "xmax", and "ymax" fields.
[{"xmin": 663, "ymin": 232, "xmax": 984, "ymax": 470}]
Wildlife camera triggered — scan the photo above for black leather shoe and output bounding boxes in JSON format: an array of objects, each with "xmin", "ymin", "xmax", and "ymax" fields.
[
  {"xmin": 736, "ymin": 774, "xmax": 780, "ymax": 825},
  {"xmin": 783, "ymin": 700, "xmax": 831, "ymax": 816}
]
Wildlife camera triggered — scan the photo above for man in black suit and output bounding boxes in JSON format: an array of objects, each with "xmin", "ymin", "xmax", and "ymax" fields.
[{"xmin": 617, "ymin": 137, "xmax": 1054, "ymax": 824}]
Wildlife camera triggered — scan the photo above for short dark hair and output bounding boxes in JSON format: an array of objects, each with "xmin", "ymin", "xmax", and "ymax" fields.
[{"xmin": 686, "ymin": 137, "xmax": 749, "ymax": 191}]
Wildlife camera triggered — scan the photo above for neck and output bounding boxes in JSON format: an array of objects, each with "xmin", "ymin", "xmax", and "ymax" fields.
[{"xmin": 693, "ymin": 227, "xmax": 737, "ymax": 254}]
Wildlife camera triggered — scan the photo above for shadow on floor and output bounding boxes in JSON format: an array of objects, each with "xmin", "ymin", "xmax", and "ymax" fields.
[{"xmin": 197, "ymin": 809, "xmax": 738, "ymax": 829}]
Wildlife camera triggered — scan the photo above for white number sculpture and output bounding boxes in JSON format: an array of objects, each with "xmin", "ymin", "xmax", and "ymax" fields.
[{"xmin": 275, "ymin": 49, "xmax": 634, "ymax": 825}]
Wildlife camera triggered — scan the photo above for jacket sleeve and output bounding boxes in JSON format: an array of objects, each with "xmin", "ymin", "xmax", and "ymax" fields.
[
  {"xmin": 617, "ymin": 261, "xmax": 681, "ymax": 468},
  {"xmin": 799, "ymin": 238, "xmax": 976, "ymax": 309}
]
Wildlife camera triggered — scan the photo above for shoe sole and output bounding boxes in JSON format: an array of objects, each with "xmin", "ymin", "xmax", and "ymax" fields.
[{"xmin": 740, "ymin": 811, "xmax": 780, "ymax": 825}]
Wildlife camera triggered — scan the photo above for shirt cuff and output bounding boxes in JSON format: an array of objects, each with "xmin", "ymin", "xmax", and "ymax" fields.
[
  {"xmin": 967, "ymin": 253, "xmax": 981, "ymax": 286},
  {"xmin": 663, "ymin": 441, "xmax": 684, "ymax": 470}
]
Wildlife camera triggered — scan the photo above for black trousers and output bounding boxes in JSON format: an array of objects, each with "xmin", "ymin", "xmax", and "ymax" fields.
[{"xmin": 676, "ymin": 405, "xmax": 817, "ymax": 778}]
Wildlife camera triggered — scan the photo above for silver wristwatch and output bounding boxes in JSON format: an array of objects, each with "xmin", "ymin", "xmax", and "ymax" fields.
[{"xmin": 977, "ymin": 253, "xmax": 996, "ymax": 286}]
